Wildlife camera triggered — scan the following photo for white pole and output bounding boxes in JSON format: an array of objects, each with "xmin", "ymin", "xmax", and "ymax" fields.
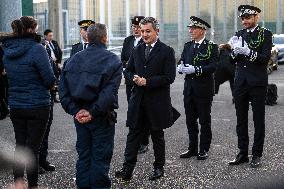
[
  {"xmin": 99, "ymin": 0, "xmax": 105, "ymax": 23},
  {"xmin": 210, "ymin": 0, "xmax": 215, "ymax": 41},
  {"xmin": 145, "ymin": 0, "xmax": 150, "ymax": 16},
  {"xmin": 178, "ymin": 0, "xmax": 183, "ymax": 53},
  {"xmin": 138, "ymin": 0, "xmax": 141, "ymax": 15},
  {"xmin": 108, "ymin": 0, "xmax": 112, "ymax": 45},
  {"xmin": 234, "ymin": 0, "xmax": 238, "ymax": 32},
  {"xmin": 276, "ymin": 0, "xmax": 283, "ymax": 34},
  {"xmin": 125, "ymin": 0, "xmax": 130, "ymax": 36},
  {"xmin": 150, "ymin": 0, "xmax": 156, "ymax": 17},
  {"xmin": 81, "ymin": 0, "xmax": 86, "ymax": 20}
]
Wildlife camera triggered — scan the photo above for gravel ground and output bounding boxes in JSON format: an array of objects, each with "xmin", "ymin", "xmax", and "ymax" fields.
[{"xmin": 1, "ymin": 66, "xmax": 284, "ymax": 189}]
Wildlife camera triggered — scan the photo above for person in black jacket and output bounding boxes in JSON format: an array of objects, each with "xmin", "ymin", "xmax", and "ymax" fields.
[
  {"xmin": 214, "ymin": 44, "xmax": 235, "ymax": 103},
  {"xmin": 121, "ymin": 16, "xmax": 150, "ymax": 154},
  {"xmin": 228, "ymin": 5, "xmax": 272, "ymax": 168},
  {"xmin": 178, "ymin": 16, "xmax": 218, "ymax": 160},
  {"xmin": 115, "ymin": 17, "xmax": 178, "ymax": 181},
  {"xmin": 70, "ymin": 20, "xmax": 95, "ymax": 57}
]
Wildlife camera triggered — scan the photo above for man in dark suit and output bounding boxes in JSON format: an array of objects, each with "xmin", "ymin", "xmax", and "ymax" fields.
[
  {"xmin": 37, "ymin": 29, "xmax": 63, "ymax": 173},
  {"xmin": 228, "ymin": 5, "xmax": 272, "ymax": 168},
  {"xmin": 115, "ymin": 17, "xmax": 178, "ymax": 181},
  {"xmin": 70, "ymin": 20, "xmax": 95, "ymax": 57},
  {"xmin": 121, "ymin": 16, "xmax": 150, "ymax": 154},
  {"xmin": 178, "ymin": 16, "xmax": 218, "ymax": 160}
]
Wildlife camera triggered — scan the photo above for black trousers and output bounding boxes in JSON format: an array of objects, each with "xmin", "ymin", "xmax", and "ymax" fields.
[
  {"xmin": 234, "ymin": 82, "xmax": 266, "ymax": 157},
  {"xmin": 39, "ymin": 100, "xmax": 53, "ymax": 164},
  {"xmin": 184, "ymin": 95, "xmax": 212, "ymax": 152},
  {"xmin": 123, "ymin": 105, "xmax": 165, "ymax": 170},
  {"xmin": 10, "ymin": 106, "xmax": 50, "ymax": 187},
  {"xmin": 126, "ymin": 84, "xmax": 150, "ymax": 146}
]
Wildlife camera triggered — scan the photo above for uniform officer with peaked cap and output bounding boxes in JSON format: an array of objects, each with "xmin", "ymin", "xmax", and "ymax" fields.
[
  {"xmin": 70, "ymin": 19, "xmax": 95, "ymax": 57},
  {"xmin": 228, "ymin": 5, "xmax": 272, "ymax": 168},
  {"xmin": 178, "ymin": 16, "xmax": 218, "ymax": 161}
]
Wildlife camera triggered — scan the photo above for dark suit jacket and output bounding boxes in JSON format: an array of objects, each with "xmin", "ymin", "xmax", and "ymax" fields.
[
  {"xmin": 232, "ymin": 26, "xmax": 272, "ymax": 87},
  {"xmin": 121, "ymin": 36, "xmax": 143, "ymax": 85},
  {"xmin": 124, "ymin": 39, "xmax": 177, "ymax": 130},
  {"xmin": 70, "ymin": 42, "xmax": 83, "ymax": 57},
  {"xmin": 181, "ymin": 39, "xmax": 218, "ymax": 98},
  {"xmin": 45, "ymin": 40, "xmax": 62, "ymax": 64},
  {"xmin": 121, "ymin": 35, "xmax": 143, "ymax": 68}
]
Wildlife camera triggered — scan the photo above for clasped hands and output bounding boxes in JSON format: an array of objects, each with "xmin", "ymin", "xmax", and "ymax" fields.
[
  {"xmin": 75, "ymin": 109, "xmax": 93, "ymax": 124},
  {"xmin": 228, "ymin": 36, "xmax": 251, "ymax": 56},
  {"xmin": 133, "ymin": 75, "xmax": 146, "ymax": 86},
  {"xmin": 177, "ymin": 63, "xmax": 195, "ymax": 74}
]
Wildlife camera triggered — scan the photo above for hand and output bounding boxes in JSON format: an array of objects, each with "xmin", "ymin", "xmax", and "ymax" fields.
[
  {"xmin": 233, "ymin": 46, "xmax": 251, "ymax": 56},
  {"xmin": 177, "ymin": 64, "xmax": 183, "ymax": 73},
  {"xmin": 75, "ymin": 109, "xmax": 93, "ymax": 124},
  {"xmin": 133, "ymin": 75, "xmax": 146, "ymax": 86},
  {"xmin": 228, "ymin": 36, "xmax": 242, "ymax": 49},
  {"xmin": 181, "ymin": 65, "xmax": 195, "ymax": 74}
]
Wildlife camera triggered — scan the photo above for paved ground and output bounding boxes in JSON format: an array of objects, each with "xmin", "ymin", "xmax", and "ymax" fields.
[{"xmin": 1, "ymin": 66, "xmax": 284, "ymax": 189}]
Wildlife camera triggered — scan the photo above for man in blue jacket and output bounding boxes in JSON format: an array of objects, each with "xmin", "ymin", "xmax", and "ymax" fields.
[{"xmin": 59, "ymin": 23, "xmax": 122, "ymax": 189}]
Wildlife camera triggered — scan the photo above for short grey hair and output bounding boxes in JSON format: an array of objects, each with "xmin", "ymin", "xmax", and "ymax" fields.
[
  {"xmin": 87, "ymin": 23, "xmax": 107, "ymax": 43},
  {"xmin": 140, "ymin": 17, "xmax": 159, "ymax": 30}
]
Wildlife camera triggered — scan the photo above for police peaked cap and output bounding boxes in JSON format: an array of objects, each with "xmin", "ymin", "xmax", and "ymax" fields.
[
  {"xmin": 131, "ymin": 16, "xmax": 145, "ymax": 25},
  {"xmin": 78, "ymin": 19, "xmax": 95, "ymax": 28},
  {"xmin": 187, "ymin": 16, "xmax": 211, "ymax": 29},
  {"xmin": 238, "ymin": 5, "xmax": 261, "ymax": 17}
]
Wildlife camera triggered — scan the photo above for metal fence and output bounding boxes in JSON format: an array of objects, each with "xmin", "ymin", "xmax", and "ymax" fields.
[{"xmin": 33, "ymin": 0, "xmax": 284, "ymax": 58}]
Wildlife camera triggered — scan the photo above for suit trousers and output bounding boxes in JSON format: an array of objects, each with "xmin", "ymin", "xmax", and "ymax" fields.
[
  {"xmin": 123, "ymin": 104, "xmax": 165, "ymax": 170},
  {"xmin": 10, "ymin": 106, "xmax": 50, "ymax": 187},
  {"xmin": 184, "ymin": 94, "xmax": 212, "ymax": 152},
  {"xmin": 75, "ymin": 117, "xmax": 115, "ymax": 189},
  {"xmin": 234, "ymin": 81, "xmax": 266, "ymax": 157}
]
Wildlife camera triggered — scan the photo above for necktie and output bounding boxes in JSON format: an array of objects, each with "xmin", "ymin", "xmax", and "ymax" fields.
[
  {"xmin": 145, "ymin": 45, "xmax": 152, "ymax": 60},
  {"xmin": 84, "ymin": 42, "xmax": 88, "ymax": 49}
]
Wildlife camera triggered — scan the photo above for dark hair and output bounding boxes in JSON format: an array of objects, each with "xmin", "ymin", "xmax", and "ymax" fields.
[
  {"xmin": 140, "ymin": 17, "xmax": 159, "ymax": 30},
  {"xmin": 44, "ymin": 29, "xmax": 53, "ymax": 36},
  {"xmin": 11, "ymin": 16, "xmax": 37, "ymax": 36},
  {"xmin": 87, "ymin": 23, "xmax": 107, "ymax": 44}
]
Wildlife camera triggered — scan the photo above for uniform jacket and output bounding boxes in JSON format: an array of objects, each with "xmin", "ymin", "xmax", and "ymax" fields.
[
  {"xmin": 0, "ymin": 34, "xmax": 56, "ymax": 109},
  {"xmin": 232, "ymin": 26, "xmax": 272, "ymax": 87},
  {"xmin": 59, "ymin": 42, "xmax": 122, "ymax": 117},
  {"xmin": 70, "ymin": 42, "xmax": 83, "ymax": 57},
  {"xmin": 44, "ymin": 40, "xmax": 62, "ymax": 64},
  {"xmin": 121, "ymin": 35, "xmax": 144, "ymax": 85},
  {"xmin": 124, "ymin": 39, "xmax": 177, "ymax": 130},
  {"xmin": 181, "ymin": 39, "xmax": 218, "ymax": 98},
  {"xmin": 121, "ymin": 35, "xmax": 144, "ymax": 68}
]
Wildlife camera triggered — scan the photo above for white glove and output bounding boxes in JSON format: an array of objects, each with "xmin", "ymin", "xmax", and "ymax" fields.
[
  {"xmin": 233, "ymin": 46, "xmax": 250, "ymax": 56},
  {"xmin": 182, "ymin": 65, "xmax": 195, "ymax": 74},
  {"xmin": 177, "ymin": 64, "xmax": 183, "ymax": 73}
]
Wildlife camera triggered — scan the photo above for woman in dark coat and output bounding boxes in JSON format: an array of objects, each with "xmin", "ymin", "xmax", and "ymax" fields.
[{"xmin": 0, "ymin": 16, "xmax": 56, "ymax": 188}]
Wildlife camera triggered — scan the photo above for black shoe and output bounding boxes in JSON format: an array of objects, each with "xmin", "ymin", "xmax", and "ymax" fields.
[
  {"xmin": 40, "ymin": 161, "xmax": 55, "ymax": 171},
  {"xmin": 180, "ymin": 150, "xmax": 198, "ymax": 158},
  {"xmin": 197, "ymin": 151, "xmax": 208, "ymax": 160},
  {"xmin": 250, "ymin": 156, "xmax": 261, "ymax": 168},
  {"xmin": 115, "ymin": 166, "xmax": 133, "ymax": 181},
  {"xmin": 138, "ymin": 144, "xmax": 149, "ymax": 154},
  {"xmin": 228, "ymin": 153, "xmax": 249, "ymax": 165},
  {"xmin": 149, "ymin": 168, "xmax": 164, "ymax": 181}
]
